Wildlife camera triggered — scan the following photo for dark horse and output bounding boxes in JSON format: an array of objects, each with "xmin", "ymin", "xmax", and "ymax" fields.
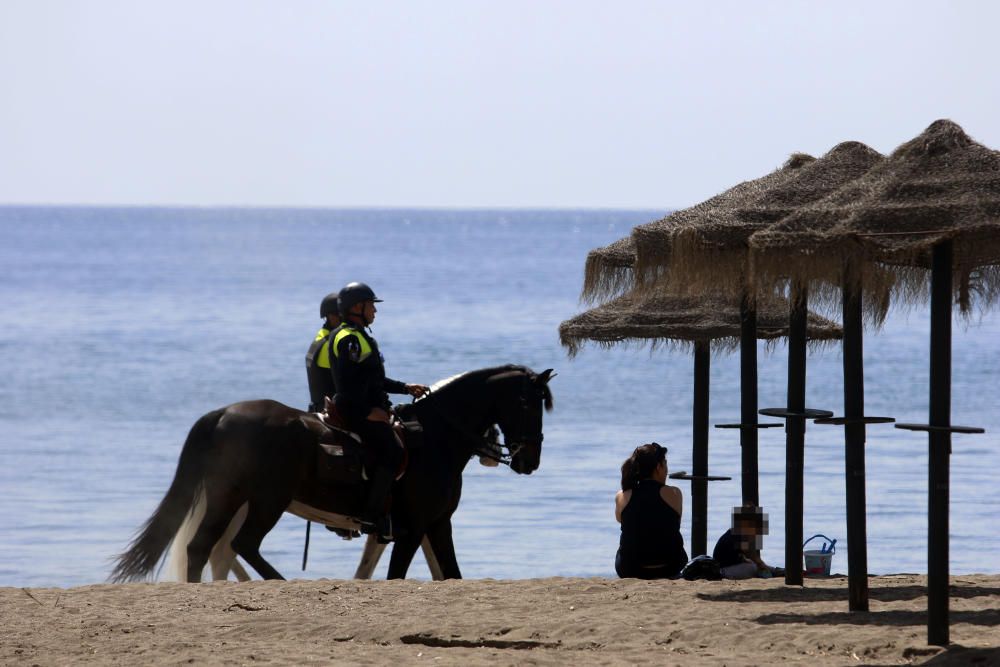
[{"xmin": 111, "ymin": 365, "xmax": 554, "ymax": 582}]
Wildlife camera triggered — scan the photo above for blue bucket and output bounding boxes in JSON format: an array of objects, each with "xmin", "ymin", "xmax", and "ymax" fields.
[{"xmin": 802, "ymin": 534, "xmax": 836, "ymax": 576}]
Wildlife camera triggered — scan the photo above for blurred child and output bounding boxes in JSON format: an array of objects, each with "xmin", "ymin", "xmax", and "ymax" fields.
[{"xmin": 712, "ymin": 504, "xmax": 783, "ymax": 579}]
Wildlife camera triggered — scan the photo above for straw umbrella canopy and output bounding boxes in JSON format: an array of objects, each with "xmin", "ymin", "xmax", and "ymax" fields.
[
  {"xmin": 559, "ymin": 289, "xmax": 842, "ymax": 558},
  {"xmin": 750, "ymin": 119, "xmax": 999, "ymax": 645},
  {"xmin": 560, "ymin": 290, "xmax": 842, "ymax": 355},
  {"xmin": 581, "ymin": 236, "xmax": 638, "ymax": 304},
  {"xmin": 649, "ymin": 141, "xmax": 889, "ymax": 306},
  {"xmin": 753, "ymin": 119, "xmax": 1000, "ymax": 310},
  {"xmin": 580, "ymin": 153, "xmax": 817, "ymax": 304}
]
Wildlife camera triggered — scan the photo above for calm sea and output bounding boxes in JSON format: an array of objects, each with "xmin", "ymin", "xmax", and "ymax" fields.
[{"xmin": 1, "ymin": 207, "xmax": 998, "ymax": 587}]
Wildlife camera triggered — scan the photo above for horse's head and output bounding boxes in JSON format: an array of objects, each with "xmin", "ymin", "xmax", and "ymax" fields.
[{"xmin": 487, "ymin": 367, "xmax": 555, "ymax": 474}]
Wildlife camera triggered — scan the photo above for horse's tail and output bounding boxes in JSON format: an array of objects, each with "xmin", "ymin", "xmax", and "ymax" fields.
[{"xmin": 110, "ymin": 408, "xmax": 225, "ymax": 583}]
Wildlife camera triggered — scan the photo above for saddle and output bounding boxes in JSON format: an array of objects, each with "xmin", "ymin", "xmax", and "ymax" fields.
[
  {"xmin": 321, "ymin": 396, "xmax": 348, "ymax": 429},
  {"xmin": 316, "ymin": 396, "xmax": 422, "ymax": 482}
]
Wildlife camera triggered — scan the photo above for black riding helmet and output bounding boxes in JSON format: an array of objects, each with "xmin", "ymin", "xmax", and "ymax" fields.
[
  {"xmin": 338, "ymin": 281, "xmax": 382, "ymax": 316},
  {"xmin": 320, "ymin": 292, "xmax": 339, "ymax": 319}
]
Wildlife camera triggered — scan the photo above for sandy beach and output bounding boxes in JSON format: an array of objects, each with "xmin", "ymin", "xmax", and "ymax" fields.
[{"xmin": 3, "ymin": 574, "xmax": 998, "ymax": 666}]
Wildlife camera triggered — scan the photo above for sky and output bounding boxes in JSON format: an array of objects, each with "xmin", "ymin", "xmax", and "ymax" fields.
[{"xmin": 2, "ymin": 1, "xmax": 999, "ymax": 209}]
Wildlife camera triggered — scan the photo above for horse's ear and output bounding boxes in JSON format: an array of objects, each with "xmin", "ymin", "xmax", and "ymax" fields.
[{"xmin": 536, "ymin": 369, "xmax": 555, "ymax": 412}]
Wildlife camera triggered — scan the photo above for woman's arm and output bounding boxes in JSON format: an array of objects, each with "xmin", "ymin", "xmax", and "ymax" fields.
[
  {"xmin": 614, "ymin": 490, "xmax": 631, "ymax": 523},
  {"xmin": 659, "ymin": 485, "xmax": 683, "ymax": 516}
]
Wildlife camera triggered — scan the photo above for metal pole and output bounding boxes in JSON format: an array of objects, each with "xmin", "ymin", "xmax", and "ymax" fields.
[
  {"xmin": 928, "ymin": 241, "xmax": 953, "ymax": 646},
  {"xmin": 785, "ymin": 283, "xmax": 808, "ymax": 586},
  {"xmin": 692, "ymin": 341, "xmax": 711, "ymax": 557},
  {"xmin": 842, "ymin": 275, "xmax": 869, "ymax": 611},
  {"xmin": 740, "ymin": 295, "xmax": 760, "ymax": 506}
]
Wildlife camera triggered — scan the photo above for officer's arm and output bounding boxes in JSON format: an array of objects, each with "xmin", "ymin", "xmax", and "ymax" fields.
[
  {"xmin": 387, "ymin": 378, "xmax": 431, "ymax": 398},
  {"xmin": 384, "ymin": 377, "xmax": 408, "ymax": 394}
]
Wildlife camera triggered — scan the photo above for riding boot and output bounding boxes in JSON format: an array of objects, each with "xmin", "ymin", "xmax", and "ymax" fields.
[{"xmin": 360, "ymin": 467, "xmax": 394, "ymax": 542}]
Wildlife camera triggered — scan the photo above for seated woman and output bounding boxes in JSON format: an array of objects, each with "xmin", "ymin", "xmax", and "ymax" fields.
[
  {"xmin": 712, "ymin": 504, "xmax": 782, "ymax": 579},
  {"xmin": 614, "ymin": 443, "xmax": 688, "ymax": 579}
]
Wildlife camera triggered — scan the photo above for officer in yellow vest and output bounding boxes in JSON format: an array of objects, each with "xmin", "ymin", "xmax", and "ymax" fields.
[
  {"xmin": 329, "ymin": 282, "xmax": 429, "ymax": 540},
  {"xmin": 305, "ymin": 292, "xmax": 341, "ymax": 413}
]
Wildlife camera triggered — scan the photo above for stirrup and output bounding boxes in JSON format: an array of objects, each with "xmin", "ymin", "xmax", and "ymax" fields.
[
  {"xmin": 325, "ymin": 525, "xmax": 361, "ymax": 539},
  {"xmin": 359, "ymin": 516, "xmax": 394, "ymax": 543}
]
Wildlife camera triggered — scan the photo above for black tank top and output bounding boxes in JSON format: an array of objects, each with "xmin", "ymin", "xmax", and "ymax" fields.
[{"xmin": 618, "ymin": 479, "xmax": 687, "ymax": 571}]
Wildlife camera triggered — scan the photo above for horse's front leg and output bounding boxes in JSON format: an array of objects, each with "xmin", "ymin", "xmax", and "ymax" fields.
[
  {"xmin": 386, "ymin": 532, "xmax": 424, "ymax": 579},
  {"xmin": 354, "ymin": 534, "xmax": 389, "ymax": 579},
  {"xmin": 424, "ymin": 519, "xmax": 462, "ymax": 579},
  {"xmin": 420, "ymin": 536, "xmax": 444, "ymax": 580}
]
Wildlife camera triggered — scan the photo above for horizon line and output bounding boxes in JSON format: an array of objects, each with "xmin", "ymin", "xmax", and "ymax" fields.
[{"xmin": 0, "ymin": 202, "xmax": 670, "ymax": 213}]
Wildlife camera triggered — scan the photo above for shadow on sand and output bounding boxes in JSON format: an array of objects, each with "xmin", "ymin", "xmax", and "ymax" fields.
[
  {"xmin": 865, "ymin": 645, "xmax": 1000, "ymax": 666},
  {"xmin": 753, "ymin": 608, "xmax": 1000, "ymax": 628},
  {"xmin": 696, "ymin": 584, "xmax": 1000, "ymax": 605}
]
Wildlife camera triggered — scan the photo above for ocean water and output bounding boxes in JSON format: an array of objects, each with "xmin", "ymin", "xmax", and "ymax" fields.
[{"xmin": 1, "ymin": 206, "xmax": 998, "ymax": 587}]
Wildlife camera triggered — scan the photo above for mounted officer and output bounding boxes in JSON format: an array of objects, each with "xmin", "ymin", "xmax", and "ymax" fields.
[
  {"xmin": 328, "ymin": 281, "xmax": 429, "ymax": 541},
  {"xmin": 305, "ymin": 292, "xmax": 341, "ymax": 413}
]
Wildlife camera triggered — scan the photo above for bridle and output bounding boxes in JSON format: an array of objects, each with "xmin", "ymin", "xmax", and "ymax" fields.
[
  {"xmin": 418, "ymin": 374, "xmax": 545, "ymax": 468},
  {"xmin": 495, "ymin": 388, "xmax": 545, "ymax": 465},
  {"xmin": 476, "ymin": 426, "xmax": 516, "ymax": 467}
]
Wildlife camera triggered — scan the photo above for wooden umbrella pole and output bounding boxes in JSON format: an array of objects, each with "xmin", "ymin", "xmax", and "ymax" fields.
[
  {"xmin": 691, "ymin": 340, "xmax": 711, "ymax": 557},
  {"xmin": 842, "ymin": 274, "xmax": 870, "ymax": 611},
  {"xmin": 928, "ymin": 240, "xmax": 953, "ymax": 646},
  {"xmin": 740, "ymin": 294, "xmax": 760, "ymax": 506},
  {"xmin": 784, "ymin": 283, "xmax": 808, "ymax": 587}
]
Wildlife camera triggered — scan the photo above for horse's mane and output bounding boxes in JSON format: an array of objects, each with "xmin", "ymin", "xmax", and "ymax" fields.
[
  {"xmin": 415, "ymin": 365, "xmax": 534, "ymax": 403},
  {"xmin": 413, "ymin": 364, "xmax": 553, "ymax": 415}
]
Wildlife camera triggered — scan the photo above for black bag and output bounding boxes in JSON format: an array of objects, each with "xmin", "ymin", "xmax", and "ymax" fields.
[{"xmin": 680, "ymin": 555, "xmax": 723, "ymax": 581}]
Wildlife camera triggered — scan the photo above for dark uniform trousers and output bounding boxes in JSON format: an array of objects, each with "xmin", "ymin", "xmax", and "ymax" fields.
[{"xmin": 351, "ymin": 419, "xmax": 403, "ymax": 474}]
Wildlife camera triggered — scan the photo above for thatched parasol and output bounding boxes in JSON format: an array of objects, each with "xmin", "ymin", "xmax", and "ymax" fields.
[
  {"xmin": 750, "ymin": 119, "xmax": 997, "ymax": 645},
  {"xmin": 682, "ymin": 143, "xmax": 892, "ymax": 607},
  {"xmin": 559, "ymin": 289, "xmax": 841, "ymax": 557},
  {"xmin": 580, "ymin": 153, "xmax": 817, "ymax": 305},
  {"xmin": 657, "ymin": 141, "xmax": 889, "ymax": 305},
  {"xmin": 581, "ymin": 236, "xmax": 638, "ymax": 304},
  {"xmin": 753, "ymin": 119, "xmax": 1000, "ymax": 311},
  {"xmin": 559, "ymin": 290, "xmax": 842, "ymax": 356},
  {"xmin": 625, "ymin": 153, "xmax": 816, "ymax": 293},
  {"xmin": 631, "ymin": 141, "xmax": 887, "ymax": 588}
]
